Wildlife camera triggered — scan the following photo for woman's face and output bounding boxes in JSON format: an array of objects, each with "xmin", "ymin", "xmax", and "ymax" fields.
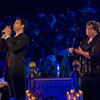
[{"xmin": 86, "ymin": 24, "xmax": 96, "ymax": 38}]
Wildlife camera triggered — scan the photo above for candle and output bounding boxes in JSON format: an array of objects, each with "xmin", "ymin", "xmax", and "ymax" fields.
[
  {"xmin": 76, "ymin": 93, "xmax": 80, "ymax": 100},
  {"xmin": 31, "ymin": 96, "xmax": 37, "ymax": 100},
  {"xmin": 67, "ymin": 91, "xmax": 69, "ymax": 95},
  {"xmin": 79, "ymin": 90, "xmax": 83, "ymax": 100},
  {"xmin": 70, "ymin": 89, "xmax": 75, "ymax": 99},
  {"xmin": 27, "ymin": 93, "xmax": 31, "ymax": 97},
  {"xmin": 26, "ymin": 90, "xmax": 30, "ymax": 94},
  {"xmin": 27, "ymin": 93, "xmax": 31, "ymax": 100},
  {"xmin": 73, "ymin": 97, "xmax": 76, "ymax": 100},
  {"xmin": 66, "ymin": 91, "xmax": 69, "ymax": 98},
  {"xmin": 68, "ymin": 94, "xmax": 71, "ymax": 100}
]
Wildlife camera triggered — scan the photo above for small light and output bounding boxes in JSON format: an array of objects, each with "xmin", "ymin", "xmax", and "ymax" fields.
[
  {"xmin": 70, "ymin": 89, "xmax": 75, "ymax": 93},
  {"xmin": 26, "ymin": 90, "xmax": 30, "ymax": 94},
  {"xmin": 79, "ymin": 90, "xmax": 83, "ymax": 94},
  {"xmin": 76, "ymin": 93, "xmax": 80, "ymax": 97},
  {"xmin": 73, "ymin": 97, "xmax": 76, "ymax": 100},
  {"xmin": 67, "ymin": 91, "xmax": 69, "ymax": 95},
  {"xmin": 27, "ymin": 93, "xmax": 31, "ymax": 97},
  {"xmin": 31, "ymin": 96, "xmax": 37, "ymax": 100},
  {"xmin": 68, "ymin": 94, "xmax": 71, "ymax": 99},
  {"xmin": 57, "ymin": 66, "xmax": 59, "ymax": 70}
]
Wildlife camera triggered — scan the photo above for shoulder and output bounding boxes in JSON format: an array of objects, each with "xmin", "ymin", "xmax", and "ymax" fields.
[
  {"xmin": 81, "ymin": 37, "xmax": 88, "ymax": 44},
  {"xmin": 21, "ymin": 33, "xmax": 29, "ymax": 44},
  {"xmin": 97, "ymin": 35, "xmax": 100, "ymax": 40},
  {"xmin": 95, "ymin": 34, "xmax": 100, "ymax": 42},
  {"xmin": 20, "ymin": 33, "xmax": 29, "ymax": 40}
]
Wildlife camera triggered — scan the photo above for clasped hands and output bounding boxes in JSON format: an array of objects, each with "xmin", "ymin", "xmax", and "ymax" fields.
[
  {"xmin": 69, "ymin": 47, "xmax": 83, "ymax": 55},
  {"xmin": 2, "ymin": 26, "xmax": 12, "ymax": 39}
]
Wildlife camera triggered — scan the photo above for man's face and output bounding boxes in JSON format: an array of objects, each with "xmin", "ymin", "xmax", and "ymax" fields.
[
  {"xmin": 86, "ymin": 24, "xmax": 96, "ymax": 38},
  {"xmin": 13, "ymin": 20, "xmax": 23, "ymax": 32}
]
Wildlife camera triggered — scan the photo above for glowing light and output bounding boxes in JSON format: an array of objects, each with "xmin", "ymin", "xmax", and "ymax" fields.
[
  {"xmin": 70, "ymin": 89, "xmax": 75, "ymax": 93},
  {"xmin": 66, "ymin": 89, "xmax": 83, "ymax": 100},
  {"xmin": 76, "ymin": 93, "xmax": 80, "ymax": 97},
  {"xmin": 27, "ymin": 93, "xmax": 31, "ymax": 97},
  {"xmin": 26, "ymin": 90, "xmax": 30, "ymax": 94},
  {"xmin": 79, "ymin": 90, "xmax": 83, "ymax": 94},
  {"xmin": 67, "ymin": 91, "xmax": 69, "ymax": 95},
  {"xmin": 68, "ymin": 94, "xmax": 71, "ymax": 99},
  {"xmin": 73, "ymin": 97, "xmax": 76, "ymax": 100},
  {"xmin": 31, "ymin": 96, "xmax": 37, "ymax": 100},
  {"xmin": 57, "ymin": 62, "xmax": 60, "ymax": 77}
]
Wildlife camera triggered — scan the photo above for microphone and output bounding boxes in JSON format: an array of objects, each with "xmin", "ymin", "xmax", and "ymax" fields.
[
  {"xmin": 72, "ymin": 38, "xmax": 75, "ymax": 48},
  {"xmin": 1, "ymin": 32, "xmax": 5, "ymax": 34}
]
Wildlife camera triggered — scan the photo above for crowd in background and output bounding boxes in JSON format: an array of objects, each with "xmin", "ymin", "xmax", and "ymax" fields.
[{"xmin": 0, "ymin": 7, "xmax": 100, "ymax": 78}]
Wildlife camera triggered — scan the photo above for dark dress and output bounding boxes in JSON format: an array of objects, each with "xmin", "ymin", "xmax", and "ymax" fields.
[
  {"xmin": 79, "ymin": 34, "xmax": 100, "ymax": 100},
  {"xmin": 0, "ymin": 33, "xmax": 29, "ymax": 99},
  {"xmin": 80, "ymin": 34, "xmax": 100, "ymax": 75}
]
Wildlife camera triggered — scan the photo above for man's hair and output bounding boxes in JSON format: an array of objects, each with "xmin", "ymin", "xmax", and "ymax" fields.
[
  {"xmin": 86, "ymin": 21, "xmax": 100, "ymax": 33},
  {"xmin": 16, "ymin": 18, "xmax": 28, "ymax": 31}
]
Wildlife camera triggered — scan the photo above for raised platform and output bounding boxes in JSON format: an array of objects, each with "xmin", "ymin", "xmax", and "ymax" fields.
[{"xmin": 28, "ymin": 78, "xmax": 72, "ymax": 100}]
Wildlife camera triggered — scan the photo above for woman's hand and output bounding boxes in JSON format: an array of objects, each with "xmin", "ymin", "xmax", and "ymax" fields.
[{"xmin": 69, "ymin": 48, "xmax": 74, "ymax": 54}]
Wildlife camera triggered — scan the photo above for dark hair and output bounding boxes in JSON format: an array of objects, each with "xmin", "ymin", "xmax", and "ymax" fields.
[
  {"xmin": 16, "ymin": 18, "xmax": 28, "ymax": 31},
  {"xmin": 86, "ymin": 21, "xmax": 100, "ymax": 33}
]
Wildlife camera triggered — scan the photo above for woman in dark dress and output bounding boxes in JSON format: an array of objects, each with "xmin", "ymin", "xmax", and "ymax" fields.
[{"xmin": 69, "ymin": 21, "xmax": 100, "ymax": 100}]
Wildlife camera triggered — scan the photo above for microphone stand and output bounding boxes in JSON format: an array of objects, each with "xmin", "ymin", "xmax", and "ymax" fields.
[
  {"xmin": 59, "ymin": 30, "xmax": 79, "ymax": 77},
  {"xmin": 59, "ymin": 49, "xmax": 71, "ymax": 77}
]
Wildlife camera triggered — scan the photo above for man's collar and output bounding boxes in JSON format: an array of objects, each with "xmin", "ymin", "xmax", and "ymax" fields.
[{"xmin": 14, "ymin": 32, "xmax": 23, "ymax": 37}]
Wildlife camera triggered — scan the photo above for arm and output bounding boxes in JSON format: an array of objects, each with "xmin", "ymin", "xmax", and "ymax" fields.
[
  {"xmin": 74, "ymin": 36, "xmax": 100, "ymax": 59},
  {"xmin": 89, "ymin": 37, "xmax": 100, "ymax": 58},
  {"xmin": 69, "ymin": 47, "xmax": 90, "ymax": 59},
  {"xmin": 0, "ymin": 34, "xmax": 8, "ymax": 52},
  {"xmin": 0, "ymin": 26, "xmax": 11, "ymax": 52},
  {"xmin": 74, "ymin": 47, "xmax": 90, "ymax": 59}
]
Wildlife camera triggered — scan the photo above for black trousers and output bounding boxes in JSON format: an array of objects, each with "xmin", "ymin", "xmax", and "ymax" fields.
[
  {"xmin": 4, "ymin": 68, "xmax": 26, "ymax": 99},
  {"xmin": 81, "ymin": 76, "xmax": 100, "ymax": 100},
  {"xmin": 1, "ymin": 86, "xmax": 9, "ymax": 100}
]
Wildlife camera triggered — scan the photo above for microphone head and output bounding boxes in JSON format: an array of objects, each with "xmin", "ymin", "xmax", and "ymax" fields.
[{"xmin": 1, "ymin": 32, "xmax": 5, "ymax": 34}]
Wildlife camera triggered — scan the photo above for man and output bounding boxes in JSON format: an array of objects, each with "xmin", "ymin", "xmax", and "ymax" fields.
[
  {"xmin": 0, "ymin": 18, "xmax": 29, "ymax": 100},
  {"xmin": 69, "ymin": 21, "xmax": 100, "ymax": 100}
]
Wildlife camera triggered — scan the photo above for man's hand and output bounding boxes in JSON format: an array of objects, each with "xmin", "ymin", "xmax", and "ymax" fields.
[
  {"xmin": 1, "ymin": 34, "xmax": 6, "ymax": 39},
  {"xmin": 2, "ymin": 26, "xmax": 12, "ymax": 38}
]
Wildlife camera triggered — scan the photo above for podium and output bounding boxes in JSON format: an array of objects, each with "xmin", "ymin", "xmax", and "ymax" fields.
[{"xmin": 28, "ymin": 78, "xmax": 72, "ymax": 100}]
